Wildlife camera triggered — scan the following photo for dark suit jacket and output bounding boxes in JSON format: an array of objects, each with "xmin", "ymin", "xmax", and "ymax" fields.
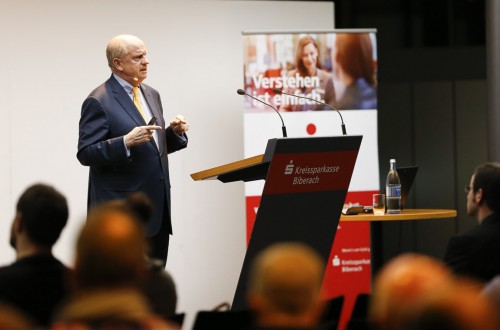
[
  {"xmin": 0, "ymin": 254, "xmax": 71, "ymax": 327},
  {"xmin": 77, "ymin": 75, "xmax": 187, "ymax": 236},
  {"xmin": 444, "ymin": 213, "xmax": 500, "ymax": 282}
]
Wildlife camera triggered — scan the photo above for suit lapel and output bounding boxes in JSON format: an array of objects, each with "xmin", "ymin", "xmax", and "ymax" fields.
[{"xmin": 141, "ymin": 85, "xmax": 161, "ymax": 121}]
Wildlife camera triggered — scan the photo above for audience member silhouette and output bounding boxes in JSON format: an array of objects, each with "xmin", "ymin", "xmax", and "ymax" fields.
[
  {"xmin": 369, "ymin": 253, "xmax": 495, "ymax": 330},
  {"xmin": 52, "ymin": 202, "xmax": 176, "ymax": 330},
  {"xmin": 246, "ymin": 242, "xmax": 326, "ymax": 330},
  {"xmin": 0, "ymin": 183, "xmax": 70, "ymax": 327},
  {"xmin": 407, "ymin": 278, "xmax": 496, "ymax": 330},
  {"xmin": 444, "ymin": 162, "xmax": 500, "ymax": 282}
]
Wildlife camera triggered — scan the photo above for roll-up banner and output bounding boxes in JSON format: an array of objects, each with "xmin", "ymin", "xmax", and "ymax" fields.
[{"xmin": 242, "ymin": 29, "xmax": 379, "ymax": 329}]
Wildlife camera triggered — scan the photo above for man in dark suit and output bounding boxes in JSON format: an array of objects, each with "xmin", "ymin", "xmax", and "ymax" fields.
[
  {"xmin": 77, "ymin": 34, "xmax": 189, "ymax": 267},
  {"xmin": 444, "ymin": 162, "xmax": 500, "ymax": 282},
  {"xmin": 0, "ymin": 183, "xmax": 70, "ymax": 327}
]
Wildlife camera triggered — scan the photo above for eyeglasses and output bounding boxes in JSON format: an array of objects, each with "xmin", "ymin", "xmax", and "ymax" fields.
[{"xmin": 464, "ymin": 185, "xmax": 472, "ymax": 193}]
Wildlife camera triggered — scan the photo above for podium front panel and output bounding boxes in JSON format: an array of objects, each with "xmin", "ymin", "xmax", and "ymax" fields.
[{"xmin": 232, "ymin": 135, "xmax": 362, "ymax": 310}]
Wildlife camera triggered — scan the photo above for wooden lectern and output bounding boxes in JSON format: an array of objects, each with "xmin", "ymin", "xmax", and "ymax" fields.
[{"xmin": 191, "ymin": 136, "xmax": 363, "ymax": 309}]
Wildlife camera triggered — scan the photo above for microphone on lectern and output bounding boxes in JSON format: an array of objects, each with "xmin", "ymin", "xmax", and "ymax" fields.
[
  {"xmin": 237, "ymin": 89, "xmax": 287, "ymax": 138},
  {"xmin": 272, "ymin": 87, "xmax": 347, "ymax": 135}
]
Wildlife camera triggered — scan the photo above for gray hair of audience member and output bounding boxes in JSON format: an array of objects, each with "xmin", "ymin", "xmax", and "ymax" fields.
[
  {"xmin": 247, "ymin": 242, "xmax": 325, "ymax": 315},
  {"xmin": 74, "ymin": 202, "xmax": 148, "ymax": 291},
  {"xmin": 14, "ymin": 183, "xmax": 68, "ymax": 247},
  {"xmin": 471, "ymin": 162, "xmax": 500, "ymax": 213},
  {"xmin": 369, "ymin": 253, "xmax": 454, "ymax": 330}
]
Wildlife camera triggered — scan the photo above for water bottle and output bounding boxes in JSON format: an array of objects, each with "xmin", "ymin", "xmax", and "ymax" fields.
[{"xmin": 386, "ymin": 159, "xmax": 401, "ymax": 214}]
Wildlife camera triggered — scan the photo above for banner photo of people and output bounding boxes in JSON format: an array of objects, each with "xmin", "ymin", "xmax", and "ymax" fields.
[{"xmin": 241, "ymin": 30, "xmax": 379, "ymax": 329}]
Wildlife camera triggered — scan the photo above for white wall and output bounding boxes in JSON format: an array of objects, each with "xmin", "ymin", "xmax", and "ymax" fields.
[{"xmin": 0, "ymin": 0, "xmax": 334, "ymax": 327}]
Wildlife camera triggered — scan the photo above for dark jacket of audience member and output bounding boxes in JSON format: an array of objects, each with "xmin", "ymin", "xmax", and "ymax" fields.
[{"xmin": 0, "ymin": 184, "xmax": 70, "ymax": 327}]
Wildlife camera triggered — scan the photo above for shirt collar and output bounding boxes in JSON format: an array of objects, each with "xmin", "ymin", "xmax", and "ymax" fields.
[{"xmin": 113, "ymin": 73, "xmax": 137, "ymax": 94}]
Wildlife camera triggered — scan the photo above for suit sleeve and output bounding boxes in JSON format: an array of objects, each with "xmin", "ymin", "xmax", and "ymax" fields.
[
  {"xmin": 77, "ymin": 96, "xmax": 129, "ymax": 167},
  {"xmin": 165, "ymin": 127, "xmax": 188, "ymax": 153}
]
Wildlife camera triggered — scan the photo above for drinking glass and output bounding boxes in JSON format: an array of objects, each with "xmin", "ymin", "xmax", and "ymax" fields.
[{"xmin": 373, "ymin": 194, "xmax": 385, "ymax": 216}]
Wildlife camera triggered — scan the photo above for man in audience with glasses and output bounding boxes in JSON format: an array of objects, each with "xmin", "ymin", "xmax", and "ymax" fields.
[{"xmin": 444, "ymin": 162, "xmax": 500, "ymax": 283}]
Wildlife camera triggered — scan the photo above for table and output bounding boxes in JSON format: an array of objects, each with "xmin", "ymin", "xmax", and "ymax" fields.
[
  {"xmin": 340, "ymin": 209, "xmax": 457, "ymax": 277},
  {"xmin": 340, "ymin": 209, "xmax": 457, "ymax": 222}
]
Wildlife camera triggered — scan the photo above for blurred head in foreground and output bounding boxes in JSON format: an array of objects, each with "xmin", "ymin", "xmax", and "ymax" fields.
[
  {"xmin": 369, "ymin": 253, "xmax": 496, "ymax": 330},
  {"xmin": 53, "ymin": 202, "xmax": 178, "ymax": 329},
  {"xmin": 246, "ymin": 242, "xmax": 325, "ymax": 328},
  {"xmin": 74, "ymin": 202, "xmax": 148, "ymax": 291}
]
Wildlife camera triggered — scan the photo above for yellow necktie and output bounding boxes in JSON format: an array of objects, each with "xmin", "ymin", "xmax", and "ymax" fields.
[{"xmin": 132, "ymin": 86, "xmax": 146, "ymax": 121}]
